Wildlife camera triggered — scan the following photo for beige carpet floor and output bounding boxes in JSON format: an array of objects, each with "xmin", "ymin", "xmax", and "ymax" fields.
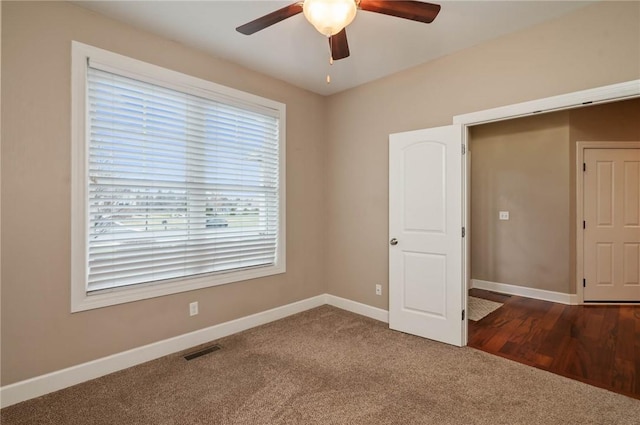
[{"xmin": 2, "ymin": 305, "xmax": 638, "ymax": 424}]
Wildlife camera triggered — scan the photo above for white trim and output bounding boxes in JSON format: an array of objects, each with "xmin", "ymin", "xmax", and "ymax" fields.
[
  {"xmin": 0, "ymin": 294, "xmax": 390, "ymax": 408},
  {"xmin": 325, "ymin": 294, "xmax": 389, "ymax": 323},
  {"xmin": 471, "ymin": 279, "xmax": 578, "ymax": 305},
  {"xmin": 0, "ymin": 295, "xmax": 326, "ymax": 408},
  {"xmin": 70, "ymin": 41, "xmax": 287, "ymax": 312},
  {"xmin": 462, "ymin": 126, "xmax": 471, "ymax": 346},
  {"xmin": 74, "ymin": 42, "xmax": 284, "ymax": 114},
  {"xmin": 453, "ymin": 80, "xmax": 640, "ymax": 126}
]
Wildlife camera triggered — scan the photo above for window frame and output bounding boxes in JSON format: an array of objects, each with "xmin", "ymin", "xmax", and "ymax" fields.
[{"xmin": 71, "ymin": 41, "xmax": 286, "ymax": 312}]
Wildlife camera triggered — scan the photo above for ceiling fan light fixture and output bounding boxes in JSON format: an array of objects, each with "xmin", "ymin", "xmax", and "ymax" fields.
[{"xmin": 303, "ymin": 0, "xmax": 357, "ymax": 37}]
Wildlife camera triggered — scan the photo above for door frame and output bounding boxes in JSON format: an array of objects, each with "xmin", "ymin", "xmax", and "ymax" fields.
[
  {"xmin": 451, "ymin": 79, "xmax": 639, "ymax": 345},
  {"xmin": 576, "ymin": 141, "xmax": 640, "ymax": 303}
]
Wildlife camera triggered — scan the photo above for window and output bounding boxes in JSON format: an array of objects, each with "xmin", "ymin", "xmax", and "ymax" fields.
[{"xmin": 71, "ymin": 42, "xmax": 286, "ymax": 312}]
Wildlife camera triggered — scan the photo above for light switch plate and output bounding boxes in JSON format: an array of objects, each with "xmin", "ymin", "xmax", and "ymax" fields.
[{"xmin": 499, "ymin": 211, "xmax": 509, "ymax": 220}]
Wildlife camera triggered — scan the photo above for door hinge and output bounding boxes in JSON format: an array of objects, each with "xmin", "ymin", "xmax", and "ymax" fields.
[
  {"xmin": 462, "ymin": 309, "xmax": 465, "ymax": 320},
  {"xmin": 583, "ymin": 163, "xmax": 586, "ymax": 172},
  {"xmin": 462, "ymin": 227, "xmax": 466, "ymax": 237},
  {"xmin": 583, "ymin": 278, "xmax": 586, "ymax": 288},
  {"xmin": 583, "ymin": 221, "xmax": 586, "ymax": 229},
  {"xmin": 462, "ymin": 144, "xmax": 466, "ymax": 155}
]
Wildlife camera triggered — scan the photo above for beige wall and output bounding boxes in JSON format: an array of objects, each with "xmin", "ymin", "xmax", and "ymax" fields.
[
  {"xmin": 325, "ymin": 1, "xmax": 640, "ymax": 309},
  {"xmin": 1, "ymin": 1, "xmax": 327, "ymax": 385},
  {"xmin": 0, "ymin": 0, "xmax": 3, "ymax": 385},
  {"xmin": 469, "ymin": 113, "xmax": 571, "ymax": 293}
]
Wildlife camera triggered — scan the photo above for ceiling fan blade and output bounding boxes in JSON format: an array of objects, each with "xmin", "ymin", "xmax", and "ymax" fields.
[
  {"xmin": 358, "ymin": 0, "xmax": 441, "ymax": 24},
  {"xmin": 329, "ymin": 28, "xmax": 350, "ymax": 60},
  {"xmin": 236, "ymin": 2, "xmax": 303, "ymax": 35}
]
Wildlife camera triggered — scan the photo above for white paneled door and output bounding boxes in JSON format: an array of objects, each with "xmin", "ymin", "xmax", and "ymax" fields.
[
  {"xmin": 583, "ymin": 147, "xmax": 640, "ymax": 302},
  {"xmin": 389, "ymin": 125, "xmax": 464, "ymax": 346}
]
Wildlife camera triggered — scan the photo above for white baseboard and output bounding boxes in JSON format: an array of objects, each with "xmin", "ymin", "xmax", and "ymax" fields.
[
  {"xmin": 1, "ymin": 283, "xmax": 580, "ymax": 408},
  {"xmin": 325, "ymin": 294, "xmax": 389, "ymax": 323},
  {"xmin": 471, "ymin": 279, "xmax": 578, "ymax": 305},
  {"xmin": 0, "ymin": 294, "xmax": 327, "ymax": 409}
]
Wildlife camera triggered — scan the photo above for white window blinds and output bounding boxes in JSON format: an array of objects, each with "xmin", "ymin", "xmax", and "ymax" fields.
[{"xmin": 87, "ymin": 65, "xmax": 281, "ymax": 292}]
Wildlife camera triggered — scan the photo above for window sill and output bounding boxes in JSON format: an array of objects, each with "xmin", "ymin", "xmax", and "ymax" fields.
[{"xmin": 71, "ymin": 264, "xmax": 285, "ymax": 312}]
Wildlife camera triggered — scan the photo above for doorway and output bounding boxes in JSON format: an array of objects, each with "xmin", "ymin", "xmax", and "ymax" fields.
[
  {"xmin": 388, "ymin": 80, "xmax": 640, "ymax": 347},
  {"xmin": 463, "ymin": 99, "xmax": 640, "ymax": 399},
  {"xmin": 466, "ymin": 100, "xmax": 640, "ymax": 306}
]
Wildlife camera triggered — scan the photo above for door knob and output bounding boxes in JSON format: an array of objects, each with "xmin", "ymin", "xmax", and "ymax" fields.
[{"xmin": 390, "ymin": 238, "xmax": 398, "ymax": 246}]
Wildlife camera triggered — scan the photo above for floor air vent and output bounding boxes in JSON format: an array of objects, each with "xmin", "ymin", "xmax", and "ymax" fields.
[{"xmin": 183, "ymin": 344, "xmax": 221, "ymax": 361}]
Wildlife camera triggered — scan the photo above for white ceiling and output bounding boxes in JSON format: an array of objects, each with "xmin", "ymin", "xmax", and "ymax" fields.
[{"xmin": 74, "ymin": 0, "xmax": 595, "ymax": 96}]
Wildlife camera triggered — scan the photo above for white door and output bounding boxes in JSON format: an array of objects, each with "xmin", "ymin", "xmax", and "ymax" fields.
[
  {"xmin": 583, "ymin": 147, "xmax": 640, "ymax": 302},
  {"xmin": 389, "ymin": 125, "xmax": 464, "ymax": 346}
]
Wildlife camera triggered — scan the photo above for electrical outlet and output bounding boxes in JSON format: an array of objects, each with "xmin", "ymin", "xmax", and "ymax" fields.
[
  {"xmin": 189, "ymin": 301, "xmax": 199, "ymax": 316},
  {"xmin": 499, "ymin": 211, "xmax": 510, "ymax": 220},
  {"xmin": 375, "ymin": 284, "xmax": 382, "ymax": 296}
]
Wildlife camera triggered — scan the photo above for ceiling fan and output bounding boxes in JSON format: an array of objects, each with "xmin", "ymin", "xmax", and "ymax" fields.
[{"xmin": 236, "ymin": 0, "xmax": 441, "ymax": 61}]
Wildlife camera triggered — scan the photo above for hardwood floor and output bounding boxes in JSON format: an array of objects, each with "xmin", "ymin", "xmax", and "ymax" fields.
[{"xmin": 468, "ymin": 288, "xmax": 640, "ymax": 400}]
